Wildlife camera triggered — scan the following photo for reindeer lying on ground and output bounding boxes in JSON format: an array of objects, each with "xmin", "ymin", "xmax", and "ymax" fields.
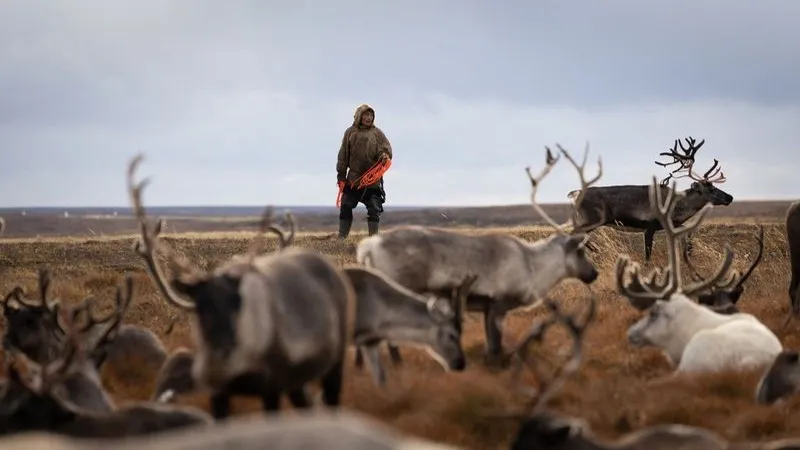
[
  {"xmin": 680, "ymin": 224, "xmax": 765, "ymax": 315},
  {"xmin": 617, "ymin": 177, "xmax": 782, "ymax": 373},
  {"xmin": 755, "ymin": 350, "xmax": 800, "ymax": 405},
  {"xmin": 127, "ymin": 154, "xmax": 355, "ymax": 419},
  {"xmin": 505, "ymin": 287, "xmax": 731, "ymax": 450},
  {"xmin": 2, "ymin": 268, "xmax": 168, "ymax": 379},
  {"xmin": 343, "ymin": 266, "xmax": 473, "ymax": 387},
  {"xmin": 0, "ymin": 303, "xmax": 212, "ymax": 438},
  {"xmin": 568, "ymin": 136, "xmax": 733, "ymax": 262},
  {"xmin": 356, "ymin": 144, "xmax": 605, "ymax": 367},
  {"xmin": 784, "ymin": 200, "xmax": 800, "ymax": 327},
  {"xmin": 0, "ymin": 270, "xmax": 137, "ymax": 413}
]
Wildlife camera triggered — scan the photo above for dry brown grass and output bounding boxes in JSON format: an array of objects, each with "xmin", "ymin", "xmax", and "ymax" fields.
[{"xmin": 1, "ymin": 221, "xmax": 798, "ymax": 449}]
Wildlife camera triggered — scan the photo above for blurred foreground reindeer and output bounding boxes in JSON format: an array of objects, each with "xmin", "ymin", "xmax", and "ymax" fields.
[
  {"xmin": 616, "ymin": 177, "xmax": 781, "ymax": 374},
  {"xmin": 356, "ymin": 144, "xmax": 605, "ymax": 368},
  {"xmin": 784, "ymin": 200, "xmax": 800, "ymax": 328},
  {"xmin": 568, "ymin": 136, "xmax": 733, "ymax": 262},
  {"xmin": 0, "ymin": 281, "xmax": 212, "ymax": 438},
  {"xmin": 127, "ymin": 154, "xmax": 355, "ymax": 419}
]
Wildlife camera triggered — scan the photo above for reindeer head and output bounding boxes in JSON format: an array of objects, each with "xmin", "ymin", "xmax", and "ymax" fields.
[
  {"xmin": 422, "ymin": 274, "xmax": 476, "ymax": 372},
  {"xmin": 616, "ymin": 177, "xmax": 735, "ymax": 349},
  {"xmin": 126, "ymin": 155, "xmax": 296, "ymax": 363},
  {"xmin": 756, "ymin": 350, "xmax": 800, "ymax": 405},
  {"xmin": 526, "ymin": 143, "xmax": 606, "ymax": 284},
  {"xmin": 0, "ymin": 305, "xmax": 91, "ymax": 434},
  {"xmin": 1, "ymin": 269, "xmax": 65, "ymax": 361},
  {"xmin": 686, "ymin": 225, "xmax": 764, "ymax": 315},
  {"xmin": 656, "ymin": 136, "xmax": 733, "ymax": 206}
]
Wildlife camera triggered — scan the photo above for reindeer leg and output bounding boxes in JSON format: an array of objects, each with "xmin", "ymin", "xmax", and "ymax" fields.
[
  {"xmin": 287, "ymin": 386, "xmax": 312, "ymax": 409},
  {"xmin": 483, "ymin": 304, "xmax": 509, "ymax": 369},
  {"xmin": 644, "ymin": 228, "xmax": 656, "ymax": 262},
  {"xmin": 361, "ymin": 344, "xmax": 387, "ymax": 388},
  {"xmin": 321, "ymin": 359, "xmax": 345, "ymax": 406},
  {"xmin": 209, "ymin": 390, "xmax": 232, "ymax": 420},
  {"xmin": 387, "ymin": 343, "xmax": 403, "ymax": 366},
  {"xmin": 354, "ymin": 346, "xmax": 365, "ymax": 369}
]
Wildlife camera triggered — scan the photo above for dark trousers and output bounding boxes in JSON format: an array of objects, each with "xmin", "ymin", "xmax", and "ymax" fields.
[{"xmin": 339, "ymin": 179, "xmax": 385, "ymax": 222}]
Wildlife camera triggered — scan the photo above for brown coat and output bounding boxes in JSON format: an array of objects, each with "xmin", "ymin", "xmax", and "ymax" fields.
[{"xmin": 336, "ymin": 104, "xmax": 393, "ymax": 189}]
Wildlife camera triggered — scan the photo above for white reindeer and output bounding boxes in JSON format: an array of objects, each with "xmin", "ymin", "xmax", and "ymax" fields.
[
  {"xmin": 355, "ymin": 144, "xmax": 606, "ymax": 367},
  {"xmin": 616, "ymin": 176, "xmax": 782, "ymax": 373}
]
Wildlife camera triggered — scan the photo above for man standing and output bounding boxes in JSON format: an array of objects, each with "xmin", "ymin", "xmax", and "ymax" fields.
[{"xmin": 336, "ymin": 103, "xmax": 393, "ymax": 239}]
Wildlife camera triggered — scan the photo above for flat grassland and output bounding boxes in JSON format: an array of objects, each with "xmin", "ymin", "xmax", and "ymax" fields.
[{"xmin": 1, "ymin": 204, "xmax": 799, "ymax": 449}]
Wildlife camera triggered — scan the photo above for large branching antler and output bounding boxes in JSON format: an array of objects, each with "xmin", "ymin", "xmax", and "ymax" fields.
[
  {"xmin": 526, "ymin": 143, "xmax": 605, "ymax": 236},
  {"xmin": 684, "ymin": 224, "xmax": 763, "ymax": 293},
  {"xmin": 616, "ymin": 177, "xmax": 735, "ymax": 310},
  {"xmin": 655, "ymin": 136, "xmax": 726, "ymax": 186},
  {"xmin": 509, "ymin": 288, "xmax": 596, "ymax": 414},
  {"xmin": 127, "ymin": 154, "xmax": 203, "ymax": 311}
]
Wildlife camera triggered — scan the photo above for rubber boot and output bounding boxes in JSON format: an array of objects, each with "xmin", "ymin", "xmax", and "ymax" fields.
[
  {"xmin": 338, "ymin": 219, "xmax": 352, "ymax": 240},
  {"xmin": 367, "ymin": 221, "xmax": 379, "ymax": 236}
]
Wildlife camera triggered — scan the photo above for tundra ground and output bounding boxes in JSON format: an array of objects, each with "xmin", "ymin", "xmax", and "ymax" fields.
[{"xmin": 1, "ymin": 218, "xmax": 799, "ymax": 449}]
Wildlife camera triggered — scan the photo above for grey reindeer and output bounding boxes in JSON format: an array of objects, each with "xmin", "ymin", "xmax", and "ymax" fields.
[
  {"xmin": 506, "ymin": 290, "xmax": 729, "ymax": 450},
  {"xmin": 567, "ymin": 136, "xmax": 733, "ymax": 262},
  {"xmin": 127, "ymin": 154, "xmax": 355, "ymax": 419},
  {"xmin": 151, "ymin": 347, "xmax": 196, "ymax": 403},
  {"xmin": 0, "ymin": 305, "xmax": 212, "ymax": 438},
  {"xmin": 343, "ymin": 266, "xmax": 474, "ymax": 387},
  {"xmin": 355, "ymin": 144, "xmax": 605, "ymax": 367}
]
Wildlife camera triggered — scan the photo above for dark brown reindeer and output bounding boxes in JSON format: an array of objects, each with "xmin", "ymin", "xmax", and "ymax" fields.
[
  {"xmin": 127, "ymin": 154, "xmax": 354, "ymax": 420},
  {"xmin": 784, "ymin": 201, "xmax": 800, "ymax": 328},
  {"xmin": 568, "ymin": 136, "xmax": 733, "ymax": 262},
  {"xmin": 1, "ymin": 268, "xmax": 167, "ymax": 378},
  {"xmin": 0, "ymin": 305, "xmax": 212, "ymax": 438},
  {"xmin": 681, "ymin": 224, "xmax": 764, "ymax": 315},
  {"xmin": 506, "ymin": 290, "xmax": 730, "ymax": 450}
]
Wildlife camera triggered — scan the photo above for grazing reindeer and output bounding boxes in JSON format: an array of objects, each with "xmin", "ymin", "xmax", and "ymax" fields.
[
  {"xmin": 617, "ymin": 177, "xmax": 781, "ymax": 373},
  {"xmin": 568, "ymin": 136, "xmax": 733, "ymax": 262},
  {"xmin": 151, "ymin": 347, "xmax": 196, "ymax": 402},
  {"xmin": 356, "ymin": 144, "xmax": 605, "ymax": 367},
  {"xmin": 682, "ymin": 224, "xmax": 764, "ymax": 315},
  {"xmin": 343, "ymin": 266, "xmax": 473, "ymax": 387},
  {"xmin": 755, "ymin": 350, "xmax": 800, "ymax": 405},
  {"xmin": 506, "ymin": 290, "xmax": 729, "ymax": 450},
  {"xmin": 0, "ymin": 308, "xmax": 212, "ymax": 438},
  {"xmin": 127, "ymin": 154, "xmax": 355, "ymax": 419},
  {"xmin": 785, "ymin": 200, "xmax": 800, "ymax": 327}
]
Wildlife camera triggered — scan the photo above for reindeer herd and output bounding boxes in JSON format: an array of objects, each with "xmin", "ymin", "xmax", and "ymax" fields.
[{"xmin": 0, "ymin": 138, "xmax": 800, "ymax": 448}]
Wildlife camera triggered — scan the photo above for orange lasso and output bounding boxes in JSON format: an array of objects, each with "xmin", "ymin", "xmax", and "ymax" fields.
[{"xmin": 335, "ymin": 158, "xmax": 392, "ymax": 207}]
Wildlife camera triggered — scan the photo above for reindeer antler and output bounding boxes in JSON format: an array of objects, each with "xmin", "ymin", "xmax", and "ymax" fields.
[
  {"xmin": 616, "ymin": 176, "xmax": 735, "ymax": 310},
  {"xmin": 526, "ymin": 142, "xmax": 604, "ymax": 235},
  {"xmin": 656, "ymin": 136, "xmax": 725, "ymax": 186},
  {"xmin": 128, "ymin": 154, "xmax": 203, "ymax": 311},
  {"xmin": 246, "ymin": 206, "xmax": 297, "ymax": 259},
  {"xmin": 510, "ymin": 288, "xmax": 596, "ymax": 414}
]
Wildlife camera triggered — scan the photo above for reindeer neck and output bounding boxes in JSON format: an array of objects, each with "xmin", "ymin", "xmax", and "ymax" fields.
[
  {"xmin": 523, "ymin": 238, "xmax": 570, "ymax": 299},
  {"xmin": 672, "ymin": 189, "xmax": 712, "ymax": 223}
]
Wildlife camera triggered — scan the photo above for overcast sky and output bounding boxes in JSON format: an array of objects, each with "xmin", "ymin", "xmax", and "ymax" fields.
[{"xmin": 2, "ymin": 1, "xmax": 799, "ymax": 207}]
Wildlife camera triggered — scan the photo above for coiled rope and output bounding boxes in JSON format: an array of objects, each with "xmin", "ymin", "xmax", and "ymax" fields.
[{"xmin": 336, "ymin": 158, "xmax": 392, "ymax": 207}]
